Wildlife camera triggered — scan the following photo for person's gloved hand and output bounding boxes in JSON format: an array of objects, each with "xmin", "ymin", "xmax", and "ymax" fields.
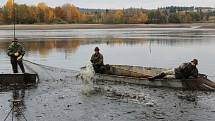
[
  {"xmin": 17, "ymin": 55, "xmax": 23, "ymax": 61},
  {"xmin": 14, "ymin": 52, "xmax": 19, "ymax": 56},
  {"xmin": 188, "ymin": 76, "xmax": 195, "ymax": 79}
]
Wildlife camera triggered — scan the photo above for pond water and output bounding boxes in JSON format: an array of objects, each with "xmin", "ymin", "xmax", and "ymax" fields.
[{"xmin": 0, "ymin": 28, "xmax": 215, "ymax": 121}]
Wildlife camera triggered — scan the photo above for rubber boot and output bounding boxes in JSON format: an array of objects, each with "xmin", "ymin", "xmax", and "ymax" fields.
[{"xmin": 149, "ymin": 72, "xmax": 166, "ymax": 81}]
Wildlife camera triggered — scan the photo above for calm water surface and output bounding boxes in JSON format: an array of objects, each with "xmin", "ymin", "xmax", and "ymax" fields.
[{"xmin": 0, "ymin": 28, "xmax": 215, "ymax": 78}]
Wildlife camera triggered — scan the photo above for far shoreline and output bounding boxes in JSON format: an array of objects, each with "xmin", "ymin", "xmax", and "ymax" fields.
[{"xmin": 0, "ymin": 23, "xmax": 215, "ymax": 30}]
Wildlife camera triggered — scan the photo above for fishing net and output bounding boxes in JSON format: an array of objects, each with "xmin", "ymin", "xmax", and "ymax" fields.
[
  {"xmin": 23, "ymin": 60, "xmax": 99, "ymax": 95},
  {"xmin": 76, "ymin": 62, "xmax": 100, "ymax": 96},
  {"xmin": 23, "ymin": 60, "xmax": 79, "ymax": 82},
  {"xmin": 76, "ymin": 63, "xmax": 156, "ymax": 104},
  {"xmin": 22, "ymin": 60, "xmax": 83, "ymax": 95},
  {"xmin": 23, "ymin": 60, "xmax": 156, "ymax": 104}
]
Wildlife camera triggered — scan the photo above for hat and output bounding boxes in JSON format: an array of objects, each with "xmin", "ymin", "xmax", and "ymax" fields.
[
  {"xmin": 12, "ymin": 38, "xmax": 18, "ymax": 42},
  {"xmin": 191, "ymin": 59, "xmax": 198, "ymax": 65},
  {"xmin": 94, "ymin": 47, "xmax": 100, "ymax": 51}
]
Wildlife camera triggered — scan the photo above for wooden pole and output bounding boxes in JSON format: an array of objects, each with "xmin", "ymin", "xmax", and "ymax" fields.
[{"xmin": 13, "ymin": 0, "xmax": 15, "ymax": 39}]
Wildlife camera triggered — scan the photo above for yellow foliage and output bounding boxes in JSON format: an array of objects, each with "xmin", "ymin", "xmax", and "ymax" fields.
[
  {"xmin": 3, "ymin": 0, "xmax": 14, "ymax": 20},
  {"xmin": 5, "ymin": 0, "xmax": 13, "ymax": 9},
  {"xmin": 129, "ymin": 12, "xmax": 148, "ymax": 24},
  {"xmin": 63, "ymin": 4, "xmax": 81, "ymax": 23},
  {"xmin": 37, "ymin": 2, "xmax": 48, "ymax": 11},
  {"xmin": 44, "ymin": 8, "xmax": 55, "ymax": 23}
]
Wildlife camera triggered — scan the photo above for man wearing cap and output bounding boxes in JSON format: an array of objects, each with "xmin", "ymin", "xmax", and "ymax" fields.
[
  {"xmin": 149, "ymin": 59, "xmax": 199, "ymax": 80},
  {"xmin": 90, "ymin": 47, "xmax": 104, "ymax": 73},
  {"xmin": 7, "ymin": 38, "xmax": 25, "ymax": 73}
]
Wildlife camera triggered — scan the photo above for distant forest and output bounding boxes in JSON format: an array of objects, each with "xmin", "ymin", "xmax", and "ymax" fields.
[{"xmin": 0, "ymin": 0, "xmax": 215, "ymax": 24}]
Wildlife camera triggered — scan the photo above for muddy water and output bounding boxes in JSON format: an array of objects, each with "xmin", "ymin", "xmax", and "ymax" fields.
[{"xmin": 1, "ymin": 28, "xmax": 215, "ymax": 121}]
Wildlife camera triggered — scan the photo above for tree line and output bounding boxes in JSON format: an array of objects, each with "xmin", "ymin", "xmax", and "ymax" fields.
[{"xmin": 0, "ymin": 0, "xmax": 212, "ymax": 24}]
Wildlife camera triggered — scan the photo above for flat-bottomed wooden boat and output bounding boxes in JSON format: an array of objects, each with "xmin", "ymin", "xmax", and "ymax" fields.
[{"xmin": 93, "ymin": 65, "xmax": 215, "ymax": 91}]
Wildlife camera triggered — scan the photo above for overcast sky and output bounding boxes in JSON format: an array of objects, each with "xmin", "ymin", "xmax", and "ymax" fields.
[{"xmin": 0, "ymin": 0, "xmax": 215, "ymax": 9}]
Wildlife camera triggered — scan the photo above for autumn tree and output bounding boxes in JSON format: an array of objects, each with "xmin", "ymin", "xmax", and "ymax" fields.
[
  {"xmin": 113, "ymin": 10, "xmax": 124, "ymax": 23},
  {"xmin": 103, "ymin": 12, "xmax": 114, "ymax": 23},
  {"xmin": 169, "ymin": 13, "xmax": 181, "ymax": 23},
  {"xmin": 190, "ymin": 12, "xmax": 201, "ymax": 22},
  {"xmin": 79, "ymin": 13, "xmax": 89, "ymax": 23},
  {"xmin": 179, "ymin": 12, "xmax": 192, "ymax": 23},
  {"xmin": 36, "ymin": 2, "xmax": 48, "ymax": 23},
  {"xmin": 0, "ymin": 1, "xmax": 208, "ymax": 24},
  {"xmin": 2, "ymin": 0, "xmax": 14, "ymax": 23},
  {"xmin": 54, "ymin": 7, "xmax": 66, "ymax": 20},
  {"xmin": 128, "ymin": 11, "xmax": 148, "ymax": 24},
  {"xmin": 0, "ymin": 13, "xmax": 3, "ymax": 24},
  {"xmin": 16, "ymin": 4, "xmax": 37, "ymax": 24},
  {"xmin": 62, "ymin": 4, "xmax": 81, "ymax": 23},
  {"xmin": 44, "ymin": 8, "xmax": 55, "ymax": 23},
  {"xmin": 147, "ymin": 10, "xmax": 167, "ymax": 24}
]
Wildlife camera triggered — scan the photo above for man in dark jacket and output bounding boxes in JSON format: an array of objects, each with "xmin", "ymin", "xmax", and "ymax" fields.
[
  {"xmin": 7, "ymin": 38, "xmax": 25, "ymax": 73},
  {"xmin": 149, "ymin": 59, "xmax": 199, "ymax": 80},
  {"xmin": 90, "ymin": 47, "xmax": 104, "ymax": 73},
  {"xmin": 174, "ymin": 59, "xmax": 198, "ymax": 79}
]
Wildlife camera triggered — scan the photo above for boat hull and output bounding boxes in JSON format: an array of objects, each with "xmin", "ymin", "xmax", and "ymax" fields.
[{"xmin": 93, "ymin": 65, "xmax": 215, "ymax": 91}]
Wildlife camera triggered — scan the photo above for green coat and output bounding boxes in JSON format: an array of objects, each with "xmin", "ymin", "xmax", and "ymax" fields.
[
  {"xmin": 90, "ymin": 53, "xmax": 104, "ymax": 65},
  {"xmin": 7, "ymin": 42, "xmax": 25, "ymax": 57},
  {"xmin": 174, "ymin": 62, "xmax": 198, "ymax": 79}
]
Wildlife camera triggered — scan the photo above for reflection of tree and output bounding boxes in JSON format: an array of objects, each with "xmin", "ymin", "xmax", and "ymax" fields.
[
  {"xmin": 55, "ymin": 39, "xmax": 81, "ymax": 53},
  {"xmin": 0, "ymin": 37, "xmax": 209, "ymax": 56},
  {"xmin": 0, "ymin": 39, "xmax": 82, "ymax": 56},
  {"xmin": 0, "ymin": 38, "xmax": 147, "ymax": 56},
  {"xmin": 0, "ymin": 38, "xmax": 146, "ymax": 55}
]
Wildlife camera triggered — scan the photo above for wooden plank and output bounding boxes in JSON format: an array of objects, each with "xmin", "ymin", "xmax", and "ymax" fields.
[{"xmin": 0, "ymin": 73, "xmax": 37, "ymax": 86}]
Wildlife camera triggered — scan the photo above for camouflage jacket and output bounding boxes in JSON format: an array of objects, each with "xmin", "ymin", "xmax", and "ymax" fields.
[
  {"xmin": 90, "ymin": 53, "xmax": 104, "ymax": 65},
  {"xmin": 7, "ymin": 42, "xmax": 25, "ymax": 57},
  {"xmin": 174, "ymin": 62, "xmax": 198, "ymax": 79}
]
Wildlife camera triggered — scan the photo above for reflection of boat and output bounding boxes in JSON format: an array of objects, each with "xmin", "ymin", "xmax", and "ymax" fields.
[
  {"xmin": 93, "ymin": 65, "xmax": 215, "ymax": 91},
  {"xmin": 0, "ymin": 73, "xmax": 38, "ymax": 86}
]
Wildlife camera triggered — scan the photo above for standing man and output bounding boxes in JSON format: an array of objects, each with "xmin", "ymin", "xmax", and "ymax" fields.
[
  {"xmin": 7, "ymin": 38, "xmax": 25, "ymax": 73},
  {"xmin": 90, "ymin": 47, "xmax": 104, "ymax": 73}
]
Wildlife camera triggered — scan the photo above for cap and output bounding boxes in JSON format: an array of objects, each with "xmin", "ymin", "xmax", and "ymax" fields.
[
  {"xmin": 94, "ymin": 47, "xmax": 100, "ymax": 51},
  {"xmin": 191, "ymin": 59, "xmax": 198, "ymax": 65}
]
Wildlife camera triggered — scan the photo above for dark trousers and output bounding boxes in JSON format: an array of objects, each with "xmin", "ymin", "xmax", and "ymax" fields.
[
  {"xmin": 93, "ymin": 64, "xmax": 105, "ymax": 74},
  {"xmin": 11, "ymin": 58, "xmax": 25, "ymax": 73}
]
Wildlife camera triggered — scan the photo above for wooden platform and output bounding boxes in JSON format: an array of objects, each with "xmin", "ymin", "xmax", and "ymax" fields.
[{"xmin": 0, "ymin": 73, "xmax": 38, "ymax": 86}]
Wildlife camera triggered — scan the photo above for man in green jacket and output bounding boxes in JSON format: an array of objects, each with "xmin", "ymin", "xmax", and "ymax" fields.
[
  {"xmin": 149, "ymin": 59, "xmax": 199, "ymax": 80},
  {"xmin": 90, "ymin": 47, "xmax": 104, "ymax": 73},
  {"xmin": 7, "ymin": 38, "xmax": 25, "ymax": 73}
]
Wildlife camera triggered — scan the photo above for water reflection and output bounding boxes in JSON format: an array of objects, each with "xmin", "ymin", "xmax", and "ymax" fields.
[
  {"xmin": 0, "ymin": 37, "xmax": 215, "ymax": 73},
  {"xmin": 3, "ymin": 88, "xmax": 27, "ymax": 121},
  {"xmin": 0, "ymin": 37, "xmax": 213, "ymax": 57}
]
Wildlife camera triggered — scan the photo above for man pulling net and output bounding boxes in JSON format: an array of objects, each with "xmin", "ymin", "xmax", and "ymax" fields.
[{"xmin": 7, "ymin": 38, "xmax": 25, "ymax": 73}]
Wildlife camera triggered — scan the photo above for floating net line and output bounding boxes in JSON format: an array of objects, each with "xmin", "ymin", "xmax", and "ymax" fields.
[{"xmin": 23, "ymin": 60, "xmax": 79, "ymax": 82}]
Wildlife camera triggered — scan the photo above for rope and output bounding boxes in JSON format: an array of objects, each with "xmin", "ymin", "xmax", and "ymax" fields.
[
  {"xmin": 23, "ymin": 59, "xmax": 77, "ymax": 72},
  {"xmin": 208, "ymin": 75, "xmax": 215, "ymax": 77}
]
